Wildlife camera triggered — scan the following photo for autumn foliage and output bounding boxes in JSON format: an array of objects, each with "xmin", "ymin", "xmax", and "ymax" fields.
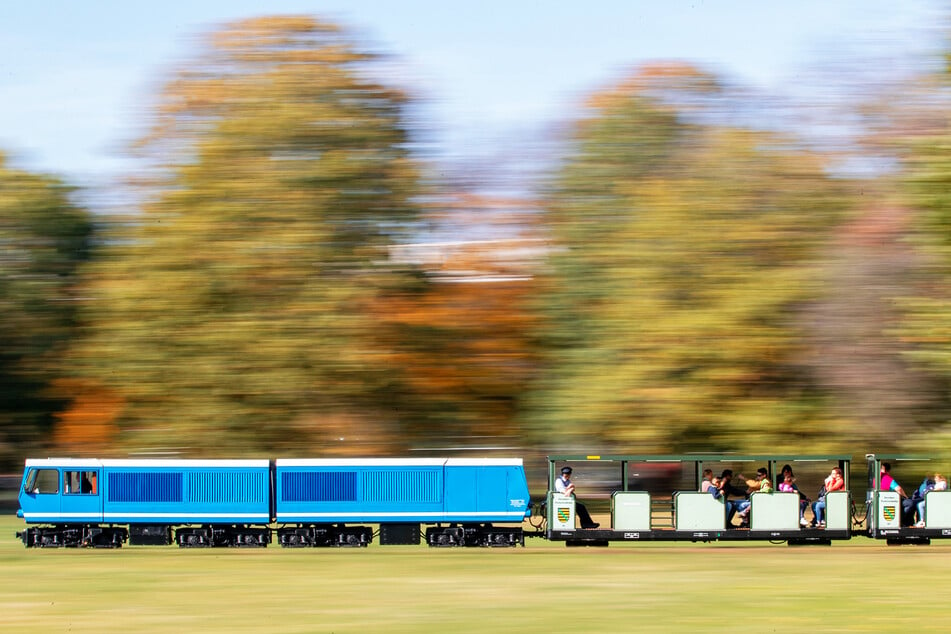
[{"xmin": 4, "ymin": 19, "xmax": 951, "ymax": 467}]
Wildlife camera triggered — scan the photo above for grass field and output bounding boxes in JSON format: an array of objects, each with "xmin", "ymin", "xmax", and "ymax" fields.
[{"xmin": 3, "ymin": 514, "xmax": 950, "ymax": 633}]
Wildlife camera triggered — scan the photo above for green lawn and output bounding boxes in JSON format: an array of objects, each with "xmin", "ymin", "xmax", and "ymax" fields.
[{"xmin": 2, "ymin": 514, "xmax": 948, "ymax": 633}]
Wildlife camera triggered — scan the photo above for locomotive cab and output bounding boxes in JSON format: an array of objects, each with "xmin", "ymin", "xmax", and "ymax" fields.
[
  {"xmin": 18, "ymin": 458, "xmax": 103, "ymax": 522},
  {"xmin": 16, "ymin": 458, "xmax": 122, "ymax": 547}
]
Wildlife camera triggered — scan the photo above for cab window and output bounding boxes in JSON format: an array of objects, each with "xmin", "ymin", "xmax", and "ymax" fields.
[
  {"xmin": 25, "ymin": 469, "xmax": 59, "ymax": 494},
  {"xmin": 64, "ymin": 470, "xmax": 98, "ymax": 495}
]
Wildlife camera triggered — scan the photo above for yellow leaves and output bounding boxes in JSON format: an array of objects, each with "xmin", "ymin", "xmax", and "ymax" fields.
[
  {"xmin": 532, "ymin": 66, "xmax": 856, "ymax": 452},
  {"xmin": 136, "ymin": 15, "xmax": 388, "ymax": 161},
  {"xmin": 584, "ymin": 61, "xmax": 719, "ymax": 112},
  {"xmin": 212, "ymin": 15, "xmax": 340, "ymax": 49}
]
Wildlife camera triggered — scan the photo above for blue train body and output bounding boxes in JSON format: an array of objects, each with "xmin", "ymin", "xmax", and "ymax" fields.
[
  {"xmin": 275, "ymin": 458, "xmax": 529, "ymax": 523},
  {"xmin": 274, "ymin": 458, "xmax": 529, "ymax": 546},
  {"xmin": 16, "ymin": 456, "xmax": 531, "ymax": 548},
  {"xmin": 17, "ymin": 458, "xmax": 272, "ymax": 546}
]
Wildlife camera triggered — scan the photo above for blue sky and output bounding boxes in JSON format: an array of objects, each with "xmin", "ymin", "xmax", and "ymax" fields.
[{"xmin": 0, "ymin": 1, "xmax": 946, "ymax": 189}]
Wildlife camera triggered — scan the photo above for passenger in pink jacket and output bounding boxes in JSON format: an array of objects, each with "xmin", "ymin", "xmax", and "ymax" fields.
[{"xmin": 810, "ymin": 467, "xmax": 845, "ymax": 527}]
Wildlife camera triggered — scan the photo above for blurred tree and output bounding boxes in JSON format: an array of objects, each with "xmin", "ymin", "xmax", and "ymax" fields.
[
  {"xmin": 0, "ymin": 154, "xmax": 93, "ymax": 468},
  {"xmin": 525, "ymin": 65, "xmax": 852, "ymax": 454},
  {"xmin": 377, "ymin": 276, "xmax": 537, "ymax": 450},
  {"xmin": 803, "ymin": 195, "xmax": 950, "ymax": 452},
  {"xmin": 376, "ymin": 198, "xmax": 543, "ymax": 451},
  {"xmin": 893, "ymin": 50, "xmax": 951, "ymax": 454},
  {"xmin": 67, "ymin": 16, "xmax": 422, "ymax": 455},
  {"xmin": 51, "ymin": 378, "xmax": 122, "ymax": 454}
]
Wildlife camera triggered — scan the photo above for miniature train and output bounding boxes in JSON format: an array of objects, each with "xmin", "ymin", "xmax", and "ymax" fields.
[{"xmin": 14, "ymin": 452, "xmax": 951, "ymax": 548}]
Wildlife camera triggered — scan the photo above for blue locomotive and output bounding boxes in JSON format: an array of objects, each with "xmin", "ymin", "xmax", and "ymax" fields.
[{"xmin": 15, "ymin": 457, "xmax": 531, "ymax": 548}]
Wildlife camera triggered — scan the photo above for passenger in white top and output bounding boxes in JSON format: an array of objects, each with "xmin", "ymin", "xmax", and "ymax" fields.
[
  {"xmin": 555, "ymin": 466, "xmax": 599, "ymax": 529},
  {"xmin": 700, "ymin": 468, "xmax": 717, "ymax": 493}
]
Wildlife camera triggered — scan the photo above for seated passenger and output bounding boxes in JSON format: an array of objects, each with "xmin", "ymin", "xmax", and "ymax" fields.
[
  {"xmin": 913, "ymin": 473, "xmax": 946, "ymax": 528},
  {"xmin": 555, "ymin": 466, "xmax": 599, "ymax": 530},
  {"xmin": 810, "ymin": 467, "xmax": 844, "ymax": 527},
  {"xmin": 778, "ymin": 473, "xmax": 795, "ymax": 493},
  {"xmin": 880, "ymin": 462, "xmax": 907, "ymax": 497},
  {"xmin": 711, "ymin": 469, "xmax": 747, "ymax": 527},
  {"xmin": 880, "ymin": 462, "xmax": 914, "ymax": 526},
  {"xmin": 700, "ymin": 468, "xmax": 717, "ymax": 493},
  {"xmin": 734, "ymin": 468, "xmax": 772, "ymax": 525},
  {"xmin": 778, "ymin": 464, "xmax": 810, "ymax": 526},
  {"xmin": 905, "ymin": 476, "xmax": 933, "ymax": 527}
]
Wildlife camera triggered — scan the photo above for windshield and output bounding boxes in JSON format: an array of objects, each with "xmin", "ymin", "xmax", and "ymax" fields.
[{"xmin": 24, "ymin": 468, "xmax": 37, "ymax": 492}]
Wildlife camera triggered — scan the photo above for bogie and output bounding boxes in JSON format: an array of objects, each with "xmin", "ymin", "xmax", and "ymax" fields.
[
  {"xmin": 83, "ymin": 526, "xmax": 127, "ymax": 548},
  {"xmin": 426, "ymin": 525, "xmax": 465, "ymax": 547},
  {"xmin": 276, "ymin": 525, "xmax": 371, "ymax": 548},
  {"xmin": 232, "ymin": 527, "xmax": 270, "ymax": 547},
  {"xmin": 426, "ymin": 524, "xmax": 523, "ymax": 547},
  {"xmin": 17, "ymin": 525, "xmax": 127, "ymax": 548},
  {"xmin": 175, "ymin": 525, "xmax": 270, "ymax": 548}
]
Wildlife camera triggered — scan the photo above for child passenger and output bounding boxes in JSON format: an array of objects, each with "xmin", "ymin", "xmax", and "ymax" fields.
[
  {"xmin": 700, "ymin": 469, "xmax": 717, "ymax": 493},
  {"xmin": 779, "ymin": 473, "xmax": 796, "ymax": 493}
]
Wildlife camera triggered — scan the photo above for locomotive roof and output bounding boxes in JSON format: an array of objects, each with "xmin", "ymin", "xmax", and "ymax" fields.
[
  {"xmin": 547, "ymin": 454, "xmax": 852, "ymax": 463},
  {"xmin": 24, "ymin": 458, "xmax": 270, "ymax": 468},
  {"xmin": 277, "ymin": 458, "xmax": 523, "ymax": 467},
  {"xmin": 24, "ymin": 457, "xmax": 524, "ymax": 468}
]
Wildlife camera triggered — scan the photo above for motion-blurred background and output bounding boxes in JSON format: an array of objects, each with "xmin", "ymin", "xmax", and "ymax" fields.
[{"xmin": 2, "ymin": 3, "xmax": 951, "ymax": 483}]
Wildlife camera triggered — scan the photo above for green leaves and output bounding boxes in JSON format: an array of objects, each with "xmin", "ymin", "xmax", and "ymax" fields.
[
  {"xmin": 527, "ymin": 68, "xmax": 848, "ymax": 453},
  {"xmin": 0, "ymin": 156, "xmax": 93, "ymax": 465},
  {"xmin": 70, "ymin": 17, "xmax": 422, "ymax": 455},
  {"xmin": 8, "ymin": 22, "xmax": 951, "ymax": 463}
]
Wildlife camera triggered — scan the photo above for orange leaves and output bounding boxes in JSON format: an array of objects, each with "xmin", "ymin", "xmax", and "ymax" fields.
[
  {"xmin": 51, "ymin": 380, "xmax": 123, "ymax": 455},
  {"xmin": 367, "ymin": 225, "xmax": 543, "ymax": 440}
]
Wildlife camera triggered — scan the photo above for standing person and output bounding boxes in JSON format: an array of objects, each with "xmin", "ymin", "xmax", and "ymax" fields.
[
  {"xmin": 810, "ymin": 466, "xmax": 845, "ymax": 527},
  {"xmin": 554, "ymin": 466, "xmax": 599, "ymax": 529}
]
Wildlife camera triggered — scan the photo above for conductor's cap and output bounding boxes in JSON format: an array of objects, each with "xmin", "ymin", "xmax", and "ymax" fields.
[{"xmin": 561, "ymin": 466, "xmax": 573, "ymax": 474}]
